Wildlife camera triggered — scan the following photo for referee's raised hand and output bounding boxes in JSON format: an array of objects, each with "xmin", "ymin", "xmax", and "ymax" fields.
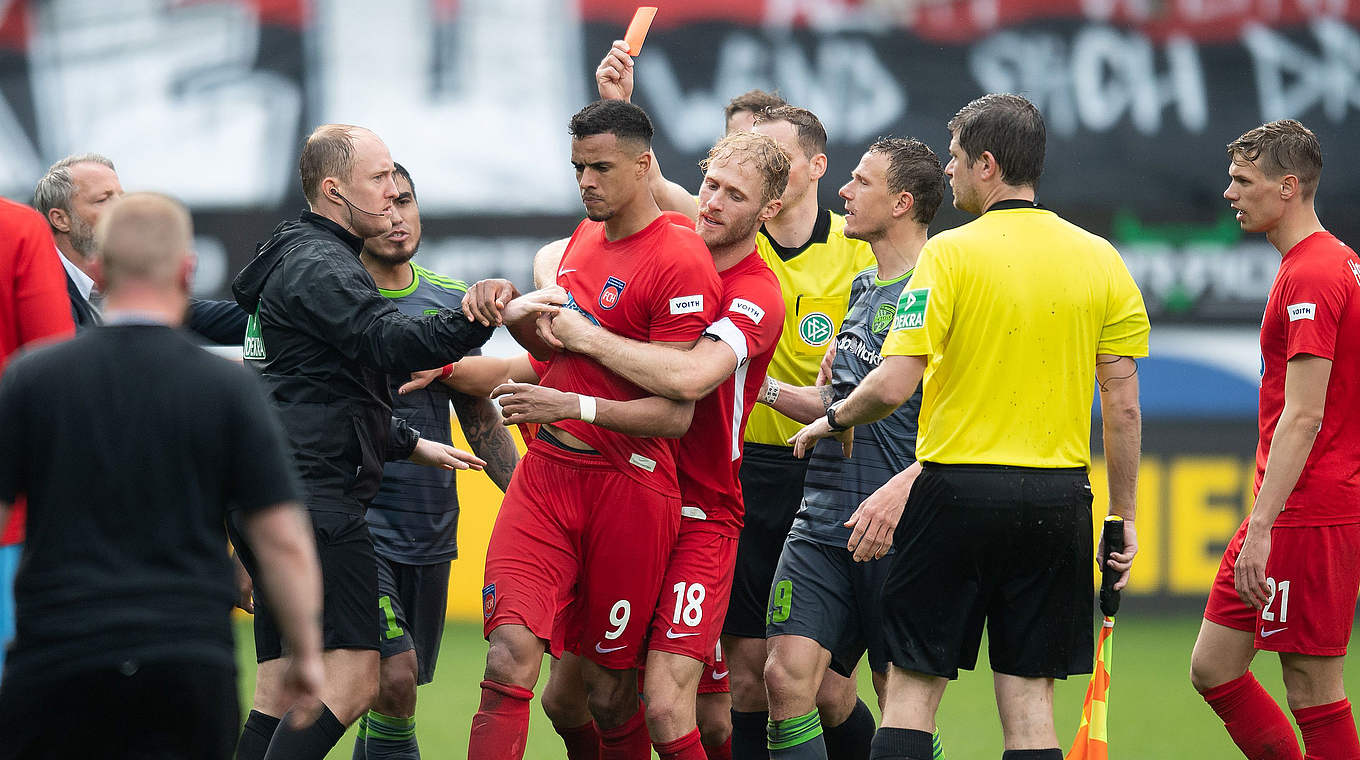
[{"xmin": 596, "ymin": 40, "xmax": 635, "ymax": 102}]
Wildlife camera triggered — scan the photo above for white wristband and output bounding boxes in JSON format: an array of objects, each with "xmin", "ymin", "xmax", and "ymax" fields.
[
  {"xmin": 762, "ymin": 376, "xmax": 780, "ymax": 405},
  {"xmin": 578, "ymin": 394, "xmax": 597, "ymax": 424}
]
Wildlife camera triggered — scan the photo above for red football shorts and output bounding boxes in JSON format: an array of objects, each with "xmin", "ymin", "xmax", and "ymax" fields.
[
  {"xmin": 483, "ymin": 440, "xmax": 680, "ymax": 669},
  {"xmin": 647, "ymin": 520, "xmax": 738, "ymax": 664},
  {"xmin": 1204, "ymin": 517, "xmax": 1360, "ymax": 656}
]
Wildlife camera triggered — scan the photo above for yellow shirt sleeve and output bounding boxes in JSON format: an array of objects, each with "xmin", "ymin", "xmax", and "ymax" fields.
[
  {"xmin": 882, "ymin": 240, "xmax": 949, "ymax": 358},
  {"xmin": 1097, "ymin": 245, "xmax": 1151, "ymax": 358}
]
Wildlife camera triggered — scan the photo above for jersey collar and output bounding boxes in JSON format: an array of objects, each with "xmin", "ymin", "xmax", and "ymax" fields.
[
  {"xmin": 301, "ymin": 210, "xmax": 365, "ymax": 255},
  {"xmin": 759, "ymin": 207, "xmax": 832, "ymax": 262},
  {"xmin": 984, "ymin": 199, "xmax": 1047, "ymax": 213}
]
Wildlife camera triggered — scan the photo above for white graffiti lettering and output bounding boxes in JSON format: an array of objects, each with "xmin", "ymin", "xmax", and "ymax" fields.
[
  {"xmin": 1244, "ymin": 19, "xmax": 1360, "ymax": 122},
  {"xmin": 24, "ymin": 0, "xmax": 301, "ymax": 207},
  {"xmin": 971, "ymin": 25, "xmax": 1207, "ymax": 136},
  {"xmin": 310, "ymin": 0, "xmax": 584, "ymax": 214},
  {"xmin": 638, "ymin": 32, "xmax": 905, "ymax": 152}
]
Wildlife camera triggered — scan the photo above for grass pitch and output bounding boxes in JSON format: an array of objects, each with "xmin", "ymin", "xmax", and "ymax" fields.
[{"xmin": 234, "ymin": 614, "xmax": 1358, "ymax": 758}]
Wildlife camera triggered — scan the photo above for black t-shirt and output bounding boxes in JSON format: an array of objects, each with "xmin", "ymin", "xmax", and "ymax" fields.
[{"xmin": 0, "ymin": 324, "xmax": 299, "ymax": 684}]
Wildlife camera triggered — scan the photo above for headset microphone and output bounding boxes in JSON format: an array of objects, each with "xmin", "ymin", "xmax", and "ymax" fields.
[{"xmin": 329, "ymin": 188, "xmax": 387, "ymax": 217}]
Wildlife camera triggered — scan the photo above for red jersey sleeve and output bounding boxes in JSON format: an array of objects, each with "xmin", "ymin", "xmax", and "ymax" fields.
[
  {"xmin": 6, "ymin": 204, "xmax": 74, "ymax": 373},
  {"xmin": 644, "ymin": 227, "xmax": 723, "ymax": 343},
  {"xmin": 1280, "ymin": 251, "xmax": 1354, "ymax": 362},
  {"xmin": 702, "ymin": 268, "xmax": 785, "ymax": 370}
]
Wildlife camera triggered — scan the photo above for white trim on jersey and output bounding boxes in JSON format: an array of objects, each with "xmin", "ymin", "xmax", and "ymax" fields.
[{"xmin": 731, "ymin": 362, "xmax": 749, "ymax": 461}]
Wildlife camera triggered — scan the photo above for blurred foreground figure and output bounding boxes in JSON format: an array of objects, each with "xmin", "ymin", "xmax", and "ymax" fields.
[
  {"xmin": 1190, "ymin": 119, "xmax": 1360, "ymax": 760},
  {"xmin": 0, "ymin": 193, "xmax": 324, "ymax": 760}
]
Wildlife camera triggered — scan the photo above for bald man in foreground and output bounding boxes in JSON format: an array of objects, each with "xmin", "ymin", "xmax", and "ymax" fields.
[{"xmin": 0, "ymin": 193, "xmax": 326, "ymax": 760}]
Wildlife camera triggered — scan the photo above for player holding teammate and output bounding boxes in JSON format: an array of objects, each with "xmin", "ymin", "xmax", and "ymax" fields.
[
  {"xmin": 1190, "ymin": 120, "xmax": 1360, "ymax": 760},
  {"xmin": 594, "ymin": 42, "xmax": 877, "ymax": 759},
  {"xmin": 467, "ymin": 100, "xmax": 723, "ymax": 759},
  {"xmin": 539, "ymin": 130, "xmax": 788, "ymax": 760},
  {"xmin": 345, "ymin": 163, "xmax": 519, "ymax": 759},
  {"xmin": 761, "ymin": 138, "xmax": 945, "ymax": 760}
]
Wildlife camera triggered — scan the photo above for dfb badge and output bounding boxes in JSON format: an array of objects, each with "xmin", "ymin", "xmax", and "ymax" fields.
[
  {"xmin": 482, "ymin": 583, "xmax": 497, "ymax": 620},
  {"xmin": 598, "ymin": 276, "xmax": 627, "ymax": 310}
]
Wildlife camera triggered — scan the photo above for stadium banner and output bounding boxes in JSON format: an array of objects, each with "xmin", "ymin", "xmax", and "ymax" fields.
[
  {"xmin": 0, "ymin": 1, "xmax": 1357, "ymax": 323},
  {"xmin": 439, "ymin": 417, "xmax": 1264, "ymax": 622}
]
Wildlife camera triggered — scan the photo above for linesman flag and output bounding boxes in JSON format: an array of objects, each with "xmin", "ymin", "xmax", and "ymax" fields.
[{"xmin": 1067, "ymin": 516, "xmax": 1125, "ymax": 760}]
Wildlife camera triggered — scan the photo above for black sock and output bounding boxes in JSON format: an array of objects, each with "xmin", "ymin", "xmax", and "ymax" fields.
[
  {"xmin": 1000, "ymin": 751, "xmax": 1061, "ymax": 760},
  {"xmin": 263, "ymin": 705, "xmax": 348, "ymax": 760},
  {"xmin": 237, "ymin": 710, "xmax": 281, "ymax": 760},
  {"xmin": 731, "ymin": 709, "xmax": 770, "ymax": 760},
  {"xmin": 824, "ymin": 699, "xmax": 875, "ymax": 760},
  {"xmin": 869, "ymin": 727, "xmax": 936, "ymax": 760}
]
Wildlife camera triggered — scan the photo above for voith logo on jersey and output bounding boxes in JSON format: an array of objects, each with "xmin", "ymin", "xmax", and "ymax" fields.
[
  {"xmin": 872, "ymin": 302, "xmax": 897, "ymax": 334},
  {"xmin": 893, "ymin": 288, "xmax": 929, "ymax": 331},
  {"xmin": 598, "ymin": 276, "xmax": 627, "ymax": 310},
  {"xmin": 242, "ymin": 307, "xmax": 266, "ymax": 361},
  {"xmin": 1287, "ymin": 302, "xmax": 1316, "ymax": 322},
  {"xmin": 799, "ymin": 312, "xmax": 834, "ymax": 347},
  {"xmin": 670, "ymin": 294, "xmax": 705, "ymax": 315},
  {"xmin": 729, "ymin": 298, "xmax": 765, "ymax": 324}
]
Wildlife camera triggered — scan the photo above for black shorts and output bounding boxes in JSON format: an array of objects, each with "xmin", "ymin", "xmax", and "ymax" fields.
[
  {"xmin": 766, "ymin": 535, "xmax": 891, "ymax": 676},
  {"xmin": 0, "ymin": 659, "xmax": 237, "ymax": 760},
  {"xmin": 375, "ymin": 554, "xmax": 451, "ymax": 685},
  {"xmin": 881, "ymin": 463, "xmax": 1094, "ymax": 680},
  {"xmin": 725, "ymin": 443, "xmax": 811, "ymax": 639},
  {"xmin": 229, "ymin": 509, "xmax": 380, "ymax": 660}
]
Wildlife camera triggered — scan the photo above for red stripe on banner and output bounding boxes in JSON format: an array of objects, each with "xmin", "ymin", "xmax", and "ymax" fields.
[
  {"xmin": 580, "ymin": 0, "xmax": 1360, "ymax": 43},
  {"xmin": 249, "ymin": 0, "xmax": 308, "ymax": 28}
]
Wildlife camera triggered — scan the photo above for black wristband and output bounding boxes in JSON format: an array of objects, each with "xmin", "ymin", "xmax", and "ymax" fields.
[{"xmin": 826, "ymin": 400, "xmax": 849, "ymax": 432}]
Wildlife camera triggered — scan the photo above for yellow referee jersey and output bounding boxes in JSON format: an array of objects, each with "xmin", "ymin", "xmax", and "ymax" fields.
[
  {"xmin": 882, "ymin": 203, "xmax": 1149, "ymax": 468},
  {"xmin": 745, "ymin": 208, "xmax": 876, "ymax": 446}
]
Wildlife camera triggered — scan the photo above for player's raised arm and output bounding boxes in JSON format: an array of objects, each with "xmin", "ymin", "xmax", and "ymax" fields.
[{"xmin": 594, "ymin": 40, "xmax": 698, "ymax": 221}]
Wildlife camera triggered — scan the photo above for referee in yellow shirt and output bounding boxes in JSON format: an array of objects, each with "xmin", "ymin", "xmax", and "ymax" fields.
[{"xmin": 790, "ymin": 94, "xmax": 1149, "ymax": 760}]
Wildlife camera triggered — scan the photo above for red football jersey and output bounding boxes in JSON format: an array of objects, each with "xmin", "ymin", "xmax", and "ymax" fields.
[
  {"xmin": 542, "ymin": 214, "xmax": 722, "ymax": 496},
  {"xmin": 1256, "ymin": 231, "xmax": 1360, "ymax": 526},
  {"xmin": 677, "ymin": 250, "xmax": 785, "ymax": 537}
]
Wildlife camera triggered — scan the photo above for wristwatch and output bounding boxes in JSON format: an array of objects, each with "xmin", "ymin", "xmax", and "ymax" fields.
[{"xmin": 826, "ymin": 400, "xmax": 849, "ymax": 432}]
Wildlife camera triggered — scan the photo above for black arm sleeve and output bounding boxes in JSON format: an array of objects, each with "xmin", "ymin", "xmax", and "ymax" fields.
[
  {"xmin": 187, "ymin": 298, "xmax": 251, "ymax": 346},
  {"xmin": 386, "ymin": 416, "xmax": 420, "ymax": 461},
  {"xmin": 287, "ymin": 256, "xmax": 495, "ymax": 373}
]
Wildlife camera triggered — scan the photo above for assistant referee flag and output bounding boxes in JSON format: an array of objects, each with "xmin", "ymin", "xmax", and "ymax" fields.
[{"xmin": 1067, "ymin": 618, "xmax": 1114, "ymax": 760}]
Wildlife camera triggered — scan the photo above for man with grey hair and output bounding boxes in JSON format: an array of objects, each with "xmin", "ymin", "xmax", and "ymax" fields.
[
  {"xmin": 0, "ymin": 192, "xmax": 325, "ymax": 759},
  {"xmin": 32, "ymin": 153, "xmax": 122, "ymax": 330}
]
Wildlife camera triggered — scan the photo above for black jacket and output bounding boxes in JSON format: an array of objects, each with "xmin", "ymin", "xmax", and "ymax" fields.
[{"xmin": 232, "ymin": 211, "xmax": 493, "ymax": 514}]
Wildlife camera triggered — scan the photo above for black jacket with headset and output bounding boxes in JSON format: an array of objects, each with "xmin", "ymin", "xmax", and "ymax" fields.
[{"xmin": 232, "ymin": 210, "xmax": 493, "ymax": 515}]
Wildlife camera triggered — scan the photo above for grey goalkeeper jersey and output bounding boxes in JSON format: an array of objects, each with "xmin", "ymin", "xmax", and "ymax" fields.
[
  {"xmin": 790, "ymin": 266, "xmax": 923, "ymax": 550},
  {"xmin": 367, "ymin": 264, "xmax": 475, "ymax": 564}
]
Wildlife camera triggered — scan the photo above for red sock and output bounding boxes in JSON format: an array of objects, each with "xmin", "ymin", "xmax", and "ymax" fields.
[
  {"xmin": 600, "ymin": 707, "xmax": 652, "ymax": 760},
  {"xmin": 655, "ymin": 728, "xmax": 708, "ymax": 760},
  {"xmin": 468, "ymin": 679, "xmax": 533, "ymax": 760},
  {"xmin": 1292, "ymin": 699, "xmax": 1360, "ymax": 760},
  {"xmin": 556, "ymin": 720, "xmax": 603, "ymax": 760},
  {"xmin": 1203, "ymin": 672, "xmax": 1302, "ymax": 760},
  {"xmin": 703, "ymin": 735, "xmax": 732, "ymax": 760}
]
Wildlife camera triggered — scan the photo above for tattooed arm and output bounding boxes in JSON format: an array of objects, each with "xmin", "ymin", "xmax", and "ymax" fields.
[
  {"xmin": 760, "ymin": 378, "xmax": 838, "ymax": 424},
  {"xmin": 451, "ymin": 391, "xmax": 520, "ymax": 492}
]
